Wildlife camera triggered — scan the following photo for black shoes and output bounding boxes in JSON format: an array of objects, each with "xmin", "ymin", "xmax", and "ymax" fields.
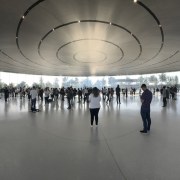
[{"xmin": 140, "ymin": 130, "xmax": 147, "ymax": 133}]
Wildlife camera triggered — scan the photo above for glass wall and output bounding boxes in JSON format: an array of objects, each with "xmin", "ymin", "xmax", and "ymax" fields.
[{"xmin": 0, "ymin": 71, "xmax": 179, "ymax": 89}]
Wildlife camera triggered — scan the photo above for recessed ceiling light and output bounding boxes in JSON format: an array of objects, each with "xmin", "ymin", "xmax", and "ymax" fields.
[
  {"xmin": 109, "ymin": 22, "xmax": 112, "ymax": 25},
  {"xmin": 134, "ymin": 0, "xmax": 138, "ymax": 3},
  {"xmin": 78, "ymin": 20, "xmax": 80, "ymax": 23},
  {"xmin": 22, "ymin": 16, "xmax": 25, "ymax": 19}
]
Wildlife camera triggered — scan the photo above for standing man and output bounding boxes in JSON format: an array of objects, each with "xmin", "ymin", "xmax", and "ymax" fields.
[
  {"xmin": 30, "ymin": 86, "xmax": 38, "ymax": 112},
  {"xmin": 140, "ymin": 84, "xmax": 152, "ymax": 133},
  {"xmin": 4, "ymin": 86, "xmax": 9, "ymax": 102},
  {"xmin": 116, "ymin": 85, "xmax": 121, "ymax": 104},
  {"xmin": 173, "ymin": 85, "xmax": 177, "ymax": 100},
  {"xmin": 162, "ymin": 86, "xmax": 167, "ymax": 107},
  {"xmin": 102, "ymin": 87, "xmax": 106, "ymax": 100},
  {"xmin": 125, "ymin": 87, "xmax": 128, "ymax": 98},
  {"xmin": 67, "ymin": 87, "xmax": 73, "ymax": 109}
]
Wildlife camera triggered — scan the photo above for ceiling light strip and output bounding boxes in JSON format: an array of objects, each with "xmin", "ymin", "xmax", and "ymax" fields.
[
  {"xmin": 137, "ymin": 1, "xmax": 164, "ymax": 62},
  {"xmin": 0, "ymin": 58, "xmax": 35, "ymax": 71},
  {"xmin": 0, "ymin": 66, "xmax": 40, "ymax": 75},
  {"xmin": 140, "ymin": 52, "xmax": 180, "ymax": 70},
  {"xmin": 122, "ymin": 49, "xmax": 179, "ymax": 71},
  {"xmin": 137, "ymin": 64, "xmax": 180, "ymax": 75},
  {"xmin": 15, "ymin": 0, "xmax": 51, "ymax": 68},
  {"xmin": 37, "ymin": 21, "xmax": 81, "ymax": 65},
  {"xmin": 0, "ymin": 49, "xmax": 40, "ymax": 69}
]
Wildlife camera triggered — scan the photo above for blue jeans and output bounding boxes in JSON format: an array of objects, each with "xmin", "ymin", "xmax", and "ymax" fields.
[
  {"xmin": 31, "ymin": 98, "xmax": 36, "ymax": 111},
  {"xmin": 140, "ymin": 107, "xmax": 151, "ymax": 131}
]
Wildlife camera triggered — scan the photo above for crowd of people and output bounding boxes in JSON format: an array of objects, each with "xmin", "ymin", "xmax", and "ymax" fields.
[
  {"xmin": 0, "ymin": 84, "xmax": 179, "ymax": 131},
  {"xmin": 1, "ymin": 85, "xmax": 178, "ymax": 105},
  {"xmin": 1, "ymin": 86, "xmax": 139, "ymax": 109}
]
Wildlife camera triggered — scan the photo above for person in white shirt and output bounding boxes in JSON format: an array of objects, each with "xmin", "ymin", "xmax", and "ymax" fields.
[
  {"xmin": 30, "ymin": 86, "xmax": 38, "ymax": 112},
  {"xmin": 89, "ymin": 87, "xmax": 101, "ymax": 126}
]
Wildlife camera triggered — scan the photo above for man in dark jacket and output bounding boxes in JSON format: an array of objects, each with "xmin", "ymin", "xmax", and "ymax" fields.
[
  {"xmin": 116, "ymin": 85, "xmax": 121, "ymax": 104},
  {"xmin": 140, "ymin": 84, "xmax": 152, "ymax": 133},
  {"xmin": 4, "ymin": 87, "xmax": 9, "ymax": 102}
]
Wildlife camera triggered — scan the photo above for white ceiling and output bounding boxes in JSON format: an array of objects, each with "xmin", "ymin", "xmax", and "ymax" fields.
[{"xmin": 0, "ymin": 0, "xmax": 180, "ymax": 76}]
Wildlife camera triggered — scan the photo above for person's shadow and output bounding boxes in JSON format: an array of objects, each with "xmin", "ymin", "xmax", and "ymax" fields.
[{"xmin": 90, "ymin": 127, "xmax": 100, "ymax": 146}]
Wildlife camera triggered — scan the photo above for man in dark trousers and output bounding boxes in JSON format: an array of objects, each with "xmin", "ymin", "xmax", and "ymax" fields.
[
  {"xmin": 4, "ymin": 87, "xmax": 9, "ymax": 102},
  {"xmin": 140, "ymin": 84, "xmax": 152, "ymax": 133},
  {"xmin": 67, "ymin": 87, "xmax": 73, "ymax": 109},
  {"xmin": 162, "ymin": 86, "xmax": 167, "ymax": 107},
  {"xmin": 116, "ymin": 85, "xmax": 121, "ymax": 104},
  {"xmin": 30, "ymin": 86, "xmax": 38, "ymax": 112}
]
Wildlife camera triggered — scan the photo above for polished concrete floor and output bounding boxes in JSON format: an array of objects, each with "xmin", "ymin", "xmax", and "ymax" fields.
[{"xmin": 0, "ymin": 94, "xmax": 180, "ymax": 180}]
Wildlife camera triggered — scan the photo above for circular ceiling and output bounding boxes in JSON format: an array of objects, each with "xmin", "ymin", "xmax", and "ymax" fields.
[{"xmin": 0, "ymin": 0, "xmax": 179, "ymax": 76}]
